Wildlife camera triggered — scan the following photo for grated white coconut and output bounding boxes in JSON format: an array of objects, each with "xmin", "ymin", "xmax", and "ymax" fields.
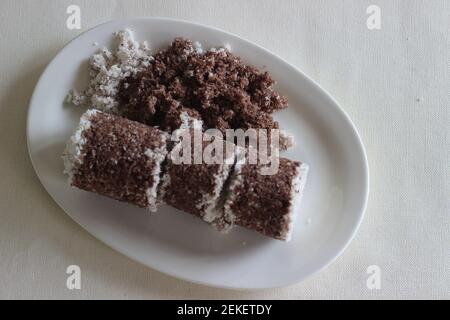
[
  {"xmin": 178, "ymin": 111, "xmax": 204, "ymax": 131},
  {"xmin": 193, "ymin": 41, "xmax": 203, "ymax": 54},
  {"xmin": 66, "ymin": 29, "xmax": 154, "ymax": 113}
]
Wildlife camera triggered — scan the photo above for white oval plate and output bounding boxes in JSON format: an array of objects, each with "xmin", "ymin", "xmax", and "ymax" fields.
[{"xmin": 27, "ymin": 18, "xmax": 369, "ymax": 289}]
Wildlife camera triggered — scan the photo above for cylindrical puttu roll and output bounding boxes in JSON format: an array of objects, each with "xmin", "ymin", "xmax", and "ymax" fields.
[
  {"xmin": 63, "ymin": 109, "xmax": 168, "ymax": 211},
  {"xmin": 63, "ymin": 109, "xmax": 309, "ymax": 240},
  {"xmin": 224, "ymin": 158, "xmax": 309, "ymax": 241},
  {"xmin": 159, "ymin": 127, "xmax": 237, "ymax": 232}
]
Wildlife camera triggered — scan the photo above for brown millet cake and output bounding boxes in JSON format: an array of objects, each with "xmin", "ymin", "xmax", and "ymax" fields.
[
  {"xmin": 63, "ymin": 110, "xmax": 309, "ymax": 240},
  {"xmin": 117, "ymin": 38, "xmax": 290, "ymax": 142},
  {"xmin": 159, "ymin": 127, "xmax": 237, "ymax": 232},
  {"xmin": 224, "ymin": 158, "xmax": 309, "ymax": 241},
  {"xmin": 63, "ymin": 110, "xmax": 168, "ymax": 211}
]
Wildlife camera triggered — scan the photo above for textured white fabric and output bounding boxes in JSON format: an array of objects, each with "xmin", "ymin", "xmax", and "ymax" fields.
[{"xmin": 0, "ymin": 0, "xmax": 448, "ymax": 299}]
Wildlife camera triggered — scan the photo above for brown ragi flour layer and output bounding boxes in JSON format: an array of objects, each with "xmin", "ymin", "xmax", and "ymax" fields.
[
  {"xmin": 224, "ymin": 159, "xmax": 309, "ymax": 241},
  {"xmin": 159, "ymin": 128, "xmax": 236, "ymax": 232},
  {"xmin": 117, "ymin": 38, "xmax": 288, "ymax": 138},
  {"xmin": 63, "ymin": 110, "xmax": 168, "ymax": 211}
]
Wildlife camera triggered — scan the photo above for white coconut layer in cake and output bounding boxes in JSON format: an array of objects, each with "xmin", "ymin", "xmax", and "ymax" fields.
[
  {"xmin": 199, "ymin": 150, "xmax": 235, "ymax": 226},
  {"xmin": 144, "ymin": 139, "xmax": 169, "ymax": 212},
  {"xmin": 62, "ymin": 109, "xmax": 99, "ymax": 184},
  {"xmin": 159, "ymin": 127, "xmax": 238, "ymax": 232},
  {"xmin": 283, "ymin": 162, "xmax": 309, "ymax": 242},
  {"xmin": 195, "ymin": 135, "xmax": 239, "ymax": 232},
  {"xmin": 222, "ymin": 160, "xmax": 243, "ymax": 227}
]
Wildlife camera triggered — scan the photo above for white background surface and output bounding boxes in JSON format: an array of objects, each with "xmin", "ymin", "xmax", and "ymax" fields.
[{"xmin": 0, "ymin": 0, "xmax": 448, "ymax": 299}]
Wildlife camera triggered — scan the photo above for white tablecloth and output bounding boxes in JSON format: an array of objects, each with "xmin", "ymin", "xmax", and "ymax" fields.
[{"xmin": 0, "ymin": 0, "xmax": 448, "ymax": 299}]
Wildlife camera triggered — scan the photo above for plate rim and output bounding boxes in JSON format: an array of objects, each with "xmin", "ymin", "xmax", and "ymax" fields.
[{"xmin": 26, "ymin": 17, "xmax": 370, "ymax": 290}]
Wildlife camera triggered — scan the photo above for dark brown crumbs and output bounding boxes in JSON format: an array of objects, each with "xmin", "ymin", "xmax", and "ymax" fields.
[
  {"xmin": 72, "ymin": 112, "xmax": 166, "ymax": 208},
  {"xmin": 229, "ymin": 158, "xmax": 300, "ymax": 240},
  {"xmin": 118, "ymin": 38, "xmax": 288, "ymax": 133},
  {"xmin": 162, "ymin": 130, "xmax": 231, "ymax": 217}
]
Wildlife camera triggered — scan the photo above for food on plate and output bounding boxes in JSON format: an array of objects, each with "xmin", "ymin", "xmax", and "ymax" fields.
[
  {"xmin": 67, "ymin": 30, "xmax": 294, "ymax": 149},
  {"xmin": 63, "ymin": 109, "xmax": 309, "ymax": 241},
  {"xmin": 63, "ymin": 30, "xmax": 310, "ymax": 241},
  {"xmin": 224, "ymin": 158, "xmax": 309, "ymax": 241},
  {"xmin": 159, "ymin": 123, "xmax": 238, "ymax": 232},
  {"xmin": 62, "ymin": 109, "xmax": 168, "ymax": 211}
]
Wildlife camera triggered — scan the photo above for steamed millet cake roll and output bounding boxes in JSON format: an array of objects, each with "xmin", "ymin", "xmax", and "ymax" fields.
[
  {"xmin": 224, "ymin": 158, "xmax": 309, "ymax": 241},
  {"xmin": 159, "ymin": 128, "xmax": 236, "ymax": 232},
  {"xmin": 63, "ymin": 109, "xmax": 168, "ymax": 212}
]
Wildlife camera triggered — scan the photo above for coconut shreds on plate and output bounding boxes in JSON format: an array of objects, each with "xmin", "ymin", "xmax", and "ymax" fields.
[{"xmin": 66, "ymin": 30, "xmax": 154, "ymax": 113}]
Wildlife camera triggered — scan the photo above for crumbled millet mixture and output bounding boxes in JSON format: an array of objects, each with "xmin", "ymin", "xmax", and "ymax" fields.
[
  {"xmin": 67, "ymin": 30, "xmax": 293, "ymax": 148},
  {"xmin": 118, "ymin": 37, "xmax": 289, "ymax": 134}
]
